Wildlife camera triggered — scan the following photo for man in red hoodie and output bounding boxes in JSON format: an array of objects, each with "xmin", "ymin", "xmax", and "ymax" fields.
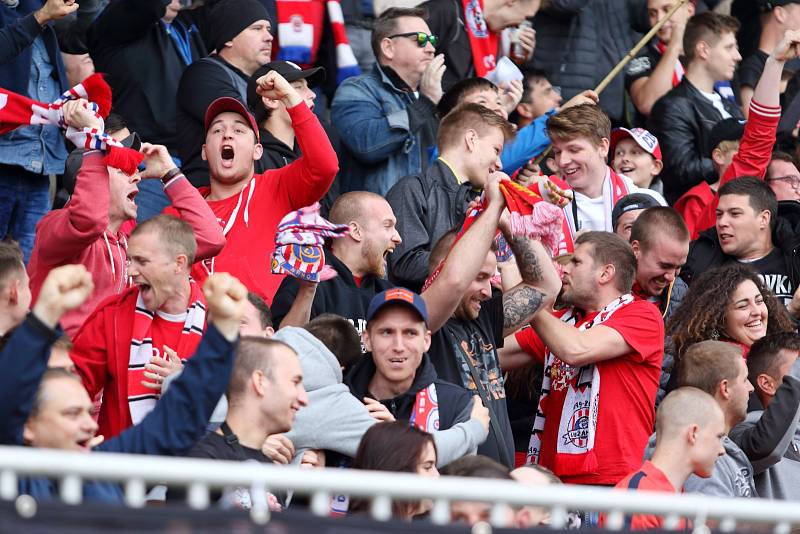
[
  {"xmin": 178, "ymin": 70, "xmax": 338, "ymax": 302},
  {"xmin": 27, "ymin": 100, "xmax": 225, "ymax": 337},
  {"xmin": 70, "ymin": 214, "xmax": 211, "ymax": 440}
]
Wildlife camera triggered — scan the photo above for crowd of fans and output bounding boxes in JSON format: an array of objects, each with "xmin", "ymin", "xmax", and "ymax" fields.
[{"xmin": 4, "ymin": 0, "xmax": 800, "ymax": 529}]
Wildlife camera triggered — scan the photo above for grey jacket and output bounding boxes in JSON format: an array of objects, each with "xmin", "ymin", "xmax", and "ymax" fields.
[
  {"xmin": 644, "ymin": 433, "xmax": 756, "ymax": 498},
  {"xmin": 729, "ymin": 373, "xmax": 800, "ymax": 500},
  {"xmin": 275, "ymin": 327, "xmax": 487, "ymax": 467}
]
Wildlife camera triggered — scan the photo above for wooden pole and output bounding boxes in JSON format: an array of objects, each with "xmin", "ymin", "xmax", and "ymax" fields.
[{"xmin": 532, "ymin": 0, "xmax": 690, "ymax": 165}]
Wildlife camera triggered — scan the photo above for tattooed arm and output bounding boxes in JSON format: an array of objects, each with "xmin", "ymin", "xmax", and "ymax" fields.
[{"xmin": 501, "ymin": 234, "xmax": 561, "ymax": 337}]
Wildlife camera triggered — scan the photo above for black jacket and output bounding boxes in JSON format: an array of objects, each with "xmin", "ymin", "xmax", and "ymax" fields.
[
  {"xmin": 176, "ymin": 55, "xmax": 249, "ymax": 187},
  {"xmin": 88, "ymin": 0, "xmax": 207, "ymax": 152},
  {"xmin": 255, "ymin": 126, "xmax": 300, "ymax": 173},
  {"xmin": 386, "ymin": 159, "xmax": 479, "ymax": 292},
  {"xmin": 649, "ymin": 78, "xmax": 745, "ymax": 204},
  {"xmin": 421, "ymin": 0, "xmax": 477, "ymax": 92},
  {"xmin": 270, "ymin": 251, "xmax": 394, "ymax": 334},
  {"xmin": 530, "ymin": 0, "xmax": 643, "ymax": 122},
  {"xmin": 345, "ymin": 353, "xmax": 473, "ymax": 430},
  {"xmin": 681, "ymin": 201, "xmax": 800, "ymax": 289}
]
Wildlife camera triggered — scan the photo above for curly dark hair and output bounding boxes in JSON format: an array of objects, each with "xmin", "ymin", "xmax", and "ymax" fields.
[{"xmin": 667, "ymin": 263, "xmax": 794, "ymax": 358}]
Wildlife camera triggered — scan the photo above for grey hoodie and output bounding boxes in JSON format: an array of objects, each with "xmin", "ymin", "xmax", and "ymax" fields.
[
  {"xmin": 275, "ymin": 327, "xmax": 488, "ymax": 466},
  {"xmin": 729, "ymin": 372, "xmax": 800, "ymax": 500},
  {"xmin": 644, "ymin": 433, "xmax": 756, "ymax": 498}
]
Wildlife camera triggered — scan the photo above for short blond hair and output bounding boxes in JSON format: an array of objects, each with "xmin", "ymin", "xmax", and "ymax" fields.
[{"xmin": 546, "ymin": 104, "xmax": 610, "ymax": 147}]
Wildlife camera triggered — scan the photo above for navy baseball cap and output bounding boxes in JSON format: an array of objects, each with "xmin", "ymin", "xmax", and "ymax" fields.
[{"xmin": 366, "ymin": 288, "xmax": 429, "ymax": 326}]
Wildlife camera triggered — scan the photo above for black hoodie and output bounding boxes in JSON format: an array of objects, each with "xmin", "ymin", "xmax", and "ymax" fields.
[
  {"xmin": 344, "ymin": 353, "xmax": 473, "ymax": 431},
  {"xmin": 682, "ymin": 201, "xmax": 800, "ymax": 299},
  {"xmin": 254, "ymin": 126, "xmax": 300, "ymax": 173}
]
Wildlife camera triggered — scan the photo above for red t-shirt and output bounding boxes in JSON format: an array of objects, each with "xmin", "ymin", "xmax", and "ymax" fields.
[
  {"xmin": 516, "ymin": 300, "xmax": 664, "ymax": 485},
  {"xmin": 610, "ymin": 461, "xmax": 686, "ymax": 530},
  {"xmin": 126, "ymin": 313, "xmax": 186, "ymax": 400}
]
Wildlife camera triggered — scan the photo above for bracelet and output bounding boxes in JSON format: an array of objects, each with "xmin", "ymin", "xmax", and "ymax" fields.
[{"xmin": 160, "ymin": 167, "xmax": 182, "ymax": 185}]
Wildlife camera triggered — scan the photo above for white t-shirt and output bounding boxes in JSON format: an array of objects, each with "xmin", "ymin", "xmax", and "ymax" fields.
[
  {"xmin": 571, "ymin": 169, "xmax": 666, "ymax": 232},
  {"xmin": 698, "ymin": 89, "xmax": 732, "ymax": 120}
]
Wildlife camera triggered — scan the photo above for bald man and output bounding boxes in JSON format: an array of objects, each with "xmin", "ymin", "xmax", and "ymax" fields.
[
  {"xmin": 270, "ymin": 191, "xmax": 402, "ymax": 338},
  {"xmin": 614, "ymin": 387, "xmax": 726, "ymax": 530}
]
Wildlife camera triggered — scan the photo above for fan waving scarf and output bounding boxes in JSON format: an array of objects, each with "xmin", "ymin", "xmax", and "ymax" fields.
[
  {"xmin": 421, "ymin": 179, "xmax": 563, "ymax": 293},
  {"xmin": 271, "ymin": 202, "xmax": 350, "ymax": 282},
  {"xmin": 0, "ymin": 73, "xmax": 142, "ymax": 175}
]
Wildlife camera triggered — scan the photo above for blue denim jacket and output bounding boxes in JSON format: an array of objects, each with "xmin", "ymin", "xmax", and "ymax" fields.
[
  {"xmin": 0, "ymin": 2, "xmax": 67, "ymax": 174},
  {"xmin": 331, "ymin": 64, "xmax": 433, "ymax": 195}
]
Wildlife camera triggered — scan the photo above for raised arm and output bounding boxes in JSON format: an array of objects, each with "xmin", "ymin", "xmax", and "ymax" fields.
[
  {"xmin": 141, "ymin": 143, "xmax": 226, "ymax": 261},
  {"xmin": 88, "ymin": 0, "xmax": 170, "ymax": 49},
  {"xmin": 499, "ymin": 215, "xmax": 561, "ymax": 338},
  {"xmin": 100, "ymin": 273, "xmax": 246, "ymax": 455},
  {"xmin": 421, "ymin": 175, "xmax": 506, "ymax": 333},
  {"xmin": 0, "ymin": 265, "xmax": 93, "ymax": 445}
]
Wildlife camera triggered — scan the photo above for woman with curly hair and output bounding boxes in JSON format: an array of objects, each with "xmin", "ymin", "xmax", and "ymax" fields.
[{"xmin": 667, "ymin": 263, "xmax": 795, "ymax": 360}]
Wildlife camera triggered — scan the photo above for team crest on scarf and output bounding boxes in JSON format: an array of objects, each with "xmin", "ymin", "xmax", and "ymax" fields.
[
  {"xmin": 465, "ymin": 0, "xmax": 488, "ymax": 37},
  {"xmin": 562, "ymin": 399, "xmax": 591, "ymax": 448}
]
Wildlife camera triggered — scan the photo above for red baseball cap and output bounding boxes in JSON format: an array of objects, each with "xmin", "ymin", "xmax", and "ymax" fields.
[
  {"xmin": 204, "ymin": 97, "xmax": 260, "ymax": 143},
  {"xmin": 610, "ymin": 127, "xmax": 662, "ymax": 162}
]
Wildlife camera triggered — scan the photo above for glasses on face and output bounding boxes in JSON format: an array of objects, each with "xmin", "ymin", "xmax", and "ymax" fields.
[
  {"xmin": 388, "ymin": 32, "xmax": 438, "ymax": 48},
  {"xmin": 766, "ymin": 174, "xmax": 800, "ymax": 189}
]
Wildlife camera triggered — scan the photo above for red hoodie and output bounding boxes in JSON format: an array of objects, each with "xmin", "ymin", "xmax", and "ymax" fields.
[
  {"xmin": 686, "ymin": 100, "xmax": 781, "ymax": 238},
  {"xmin": 27, "ymin": 152, "xmax": 225, "ymax": 337},
  {"xmin": 173, "ymin": 103, "xmax": 338, "ymax": 302}
]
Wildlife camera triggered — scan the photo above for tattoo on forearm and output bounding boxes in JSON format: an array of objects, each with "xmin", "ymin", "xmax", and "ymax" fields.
[
  {"xmin": 509, "ymin": 236, "xmax": 543, "ymax": 283},
  {"xmin": 503, "ymin": 285, "xmax": 545, "ymax": 331}
]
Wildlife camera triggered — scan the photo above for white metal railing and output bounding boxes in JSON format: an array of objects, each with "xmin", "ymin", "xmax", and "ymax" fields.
[{"xmin": 0, "ymin": 445, "xmax": 797, "ymax": 532}]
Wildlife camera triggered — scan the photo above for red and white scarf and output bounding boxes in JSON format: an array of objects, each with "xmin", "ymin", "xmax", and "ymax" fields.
[
  {"xmin": 463, "ymin": 0, "xmax": 499, "ymax": 77},
  {"xmin": 410, "ymin": 384, "xmax": 440, "ymax": 432},
  {"xmin": 526, "ymin": 295, "xmax": 634, "ymax": 476},
  {"xmin": 126, "ymin": 280, "xmax": 207, "ymax": 425},
  {"xmin": 656, "ymin": 41, "xmax": 684, "ymax": 88},
  {"xmin": 530, "ymin": 168, "xmax": 631, "ymax": 257},
  {"xmin": 275, "ymin": 0, "xmax": 360, "ymax": 83},
  {"xmin": 0, "ymin": 74, "xmax": 143, "ymax": 175}
]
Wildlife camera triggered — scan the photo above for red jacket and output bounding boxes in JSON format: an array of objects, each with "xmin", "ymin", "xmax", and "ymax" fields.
[
  {"xmin": 27, "ymin": 152, "xmax": 225, "ymax": 337},
  {"xmin": 691, "ymin": 100, "xmax": 781, "ymax": 236},
  {"xmin": 175, "ymin": 103, "xmax": 338, "ymax": 302},
  {"xmin": 70, "ymin": 286, "xmax": 207, "ymax": 439},
  {"xmin": 674, "ymin": 182, "xmax": 715, "ymax": 240}
]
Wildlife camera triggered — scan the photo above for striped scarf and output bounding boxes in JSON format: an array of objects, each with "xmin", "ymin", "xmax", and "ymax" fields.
[
  {"xmin": 127, "ymin": 279, "xmax": 207, "ymax": 425},
  {"xmin": 275, "ymin": 0, "xmax": 360, "ymax": 84},
  {"xmin": 0, "ymin": 74, "xmax": 143, "ymax": 175}
]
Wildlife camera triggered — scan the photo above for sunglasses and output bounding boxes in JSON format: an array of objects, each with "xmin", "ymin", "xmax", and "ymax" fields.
[{"xmin": 388, "ymin": 32, "xmax": 439, "ymax": 48}]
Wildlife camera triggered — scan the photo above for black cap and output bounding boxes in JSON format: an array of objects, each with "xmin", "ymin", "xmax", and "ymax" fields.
[
  {"xmin": 708, "ymin": 118, "xmax": 746, "ymax": 156},
  {"xmin": 208, "ymin": 0, "xmax": 270, "ymax": 53},
  {"xmin": 611, "ymin": 193, "xmax": 661, "ymax": 231},
  {"xmin": 757, "ymin": 0, "xmax": 800, "ymax": 11},
  {"xmin": 246, "ymin": 61, "xmax": 325, "ymax": 121}
]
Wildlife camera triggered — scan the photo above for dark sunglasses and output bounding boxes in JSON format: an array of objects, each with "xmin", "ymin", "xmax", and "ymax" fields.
[{"xmin": 388, "ymin": 32, "xmax": 438, "ymax": 48}]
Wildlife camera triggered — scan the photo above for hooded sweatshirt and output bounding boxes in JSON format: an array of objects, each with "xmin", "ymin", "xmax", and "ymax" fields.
[
  {"xmin": 276, "ymin": 327, "xmax": 486, "ymax": 466},
  {"xmin": 644, "ymin": 433, "xmax": 757, "ymax": 498},
  {"xmin": 729, "ymin": 372, "xmax": 800, "ymax": 500},
  {"xmin": 255, "ymin": 126, "xmax": 300, "ymax": 173},
  {"xmin": 27, "ymin": 151, "xmax": 225, "ymax": 337}
]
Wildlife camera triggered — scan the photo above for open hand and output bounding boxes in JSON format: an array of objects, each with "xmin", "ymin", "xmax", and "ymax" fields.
[{"xmin": 419, "ymin": 54, "xmax": 446, "ymax": 105}]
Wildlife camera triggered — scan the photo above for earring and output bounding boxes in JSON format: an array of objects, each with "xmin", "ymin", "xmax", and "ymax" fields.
[{"xmin": 710, "ymin": 329, "xmax": 720, "ymax": 341}]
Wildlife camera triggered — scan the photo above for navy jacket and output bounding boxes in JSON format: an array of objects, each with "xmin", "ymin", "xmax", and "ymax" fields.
[
  {"xmin": 0, "ymin": 2, "xmax": 67, "ymax": 94},
  {"xmin": 0, "ymin": 313, "xmax": 238, "ymax": 502}
]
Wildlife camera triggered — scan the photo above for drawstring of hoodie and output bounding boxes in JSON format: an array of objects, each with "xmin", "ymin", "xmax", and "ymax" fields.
[
  {"xmin": 103, "ymin": 232, "xmax": 129, "ymax": 293},
  {"xmin": 205, "ymin": 178, "xmax": 256, "ymax": 275}
]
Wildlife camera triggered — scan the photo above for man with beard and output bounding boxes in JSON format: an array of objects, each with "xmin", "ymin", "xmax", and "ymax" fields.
[
  {"xmin": 421, "ymin": 174, "xmax": 562, "ymax": 467},
  {"xmin": 271, "ymin": 191, "xmax": 402, "ymax": 340},
  {"xmin": 168, "ymin": 70, "xmax": 338, "ymax": 302},
  {"xmin": 503, "ymin": 231, "xmax": 664, "ymax": 484},
  {"xmin": 69, "ymin": 215, "xmax": 210, "ymax": 440}
]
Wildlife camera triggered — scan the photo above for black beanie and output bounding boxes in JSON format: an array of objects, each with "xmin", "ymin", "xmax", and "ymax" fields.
[{"xmin": 209, "ymin": 0, "xmax": 270, "ymax": 53}]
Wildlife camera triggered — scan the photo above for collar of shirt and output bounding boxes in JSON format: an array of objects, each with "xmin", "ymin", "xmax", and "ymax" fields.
[{"xmin": 438, "ymin": 157, "xmax": 467, "ymax": 185}]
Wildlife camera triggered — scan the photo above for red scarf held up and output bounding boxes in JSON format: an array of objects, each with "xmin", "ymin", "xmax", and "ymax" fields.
[
  {"xmin": 656, "ymin": 41, "xmax": 684, "ymax": 87},
  {"xmin": 0, "ymin": 74, "xmax": 142, "ymax": 175},
  {"xmin": 462, "ymin": 0, "xmax": 499, "ymax": 76}
]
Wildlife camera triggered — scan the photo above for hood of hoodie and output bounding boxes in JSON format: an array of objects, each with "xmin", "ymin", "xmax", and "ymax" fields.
[
  {"xmin": 258, "ymin": 126, "xmax": 299, "ymax": 160},
  {"xmin": 273, "ymin": 327, "xmax": 342, "ymax": 391},
  {"xmin": 345, "ymin": 352, "xmax": 438, "ymax": 413}
]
